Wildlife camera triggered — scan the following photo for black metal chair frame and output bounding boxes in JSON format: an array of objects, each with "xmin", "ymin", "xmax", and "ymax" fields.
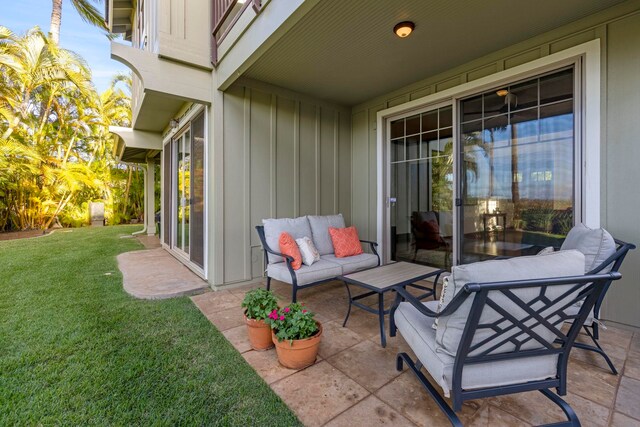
[
  {"xmin": 390, "ymin": 271, "xmax": 622, "ymax": 426},
  {"xmin": 255, "ymin": 225, "xmax": 380, "ymax": 302},
  {"xmin": 570, "ymin": 239, "xmax": 635, "ymax": 374}
]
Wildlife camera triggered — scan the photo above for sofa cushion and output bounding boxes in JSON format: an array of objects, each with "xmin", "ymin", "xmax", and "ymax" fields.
[
  {"xmin": 308, "ymin": 214, "xmax": 346, "ymax": 255},
  {"xmin": 561, "ymin": 224, "xmax": 616, "ymax": 272},
  {"xmin": 394, "ymin": 300, "xmax": 558, "ymax": 397},
  {"xmin": 262, "ymin": 217, "xmax": 312, "ymax": 264},
  {"xmin": 267, "ymin": 259, "xmax": 343, "ymax": 286},
  {"xmin": 329, "ymin": 226, "xmax": 363, "ymax": 258},
  {"xmin": 321, "ymin": 253, "xmax": 378, "ymax": 275},
  {"xmin": 279, "ymin": 232, "xmax": 302, "ymax": 270},
  {"xmin": 436, "ymin": 250, "xmax": 585, "ymax": 357}
]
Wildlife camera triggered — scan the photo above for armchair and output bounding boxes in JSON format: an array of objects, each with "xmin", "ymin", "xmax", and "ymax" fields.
[{"xmin": 389, "ymin": 251, "xmax": 622, "ymax": 426}]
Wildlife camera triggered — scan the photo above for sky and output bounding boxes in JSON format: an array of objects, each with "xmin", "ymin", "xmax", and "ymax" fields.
[{"xmin": 1, "ymin": 0, "xmax": 129, "ymax": 93}]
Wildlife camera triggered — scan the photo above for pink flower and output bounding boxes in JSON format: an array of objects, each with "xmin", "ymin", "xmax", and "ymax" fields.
[
  {"xmin": 284, "ymin": 307, "xmax": 290, "ymax": 313},
  {"xmin": 279, "ymin": 315, "xmax": 285, "ymax": 321},
  {"xmin": 302, "ymin": 309, "xmax": 307, "ymax": 314},
  {"xmin": 269, "ymin": 309, "xmax": 278, "ymax": 320}
]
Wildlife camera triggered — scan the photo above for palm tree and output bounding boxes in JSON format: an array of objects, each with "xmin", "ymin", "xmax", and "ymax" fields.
[{"xmin": 49, "ymin": 0, "xmax": 109, "ymax": 44}]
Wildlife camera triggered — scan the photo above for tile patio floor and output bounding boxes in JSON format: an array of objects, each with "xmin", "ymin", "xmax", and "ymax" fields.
[{"xmin": 192, "ymin": 280, "xmax": 640, "ymax": 427}]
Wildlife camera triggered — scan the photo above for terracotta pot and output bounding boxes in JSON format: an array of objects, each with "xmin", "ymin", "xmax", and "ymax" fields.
[
  {"xmin": 244, "ymin": 315, "xmax": 274, "ymax": 351},
  {"xmin": 272, "ymin": 321, "xmax": 323, "ymax": 369}
]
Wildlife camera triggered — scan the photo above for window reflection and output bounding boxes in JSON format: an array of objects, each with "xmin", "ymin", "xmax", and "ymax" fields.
[{"xmin": 459, "ymin": 68, "xmax": 575, "ymax": 264}]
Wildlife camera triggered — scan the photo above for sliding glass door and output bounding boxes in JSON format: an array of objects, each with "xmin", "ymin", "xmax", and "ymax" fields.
[
  {"xmin": 389, "ymin": 105, "xmax": 454, "ymax": 269},
  {"xmin": 458, "ymin": 68, "xmax": 575, "ymax": 263},
  {"xmin": 162, "ymin": 110, "xmax": 206, "ymax": 272},
  {"xmin": 386, "ymin": 67, "xmax": 578, "ymax": 269}
]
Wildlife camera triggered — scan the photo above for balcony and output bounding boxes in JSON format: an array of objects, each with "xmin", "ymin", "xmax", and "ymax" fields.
[
  {"xmin": 107, "ymin": 0, "xmax": 213, "ymax": 131},
  {"xmin": 105, "ymin": 0, "xmax": 133, "ymax": 40},
  {"xmin": 111, "ymin": 42, "xmax": 212, "ymax": 131}
]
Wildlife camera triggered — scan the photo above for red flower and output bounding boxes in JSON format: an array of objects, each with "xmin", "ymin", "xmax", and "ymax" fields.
[{"xmin": 302, "ymin": 309, "xmax": 308, "ymax": 313}]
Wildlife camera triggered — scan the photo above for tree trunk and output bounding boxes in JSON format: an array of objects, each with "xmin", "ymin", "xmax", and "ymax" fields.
[{"xmin": 50, "ymin": 0, "xmax": 63, "ymax": 44}]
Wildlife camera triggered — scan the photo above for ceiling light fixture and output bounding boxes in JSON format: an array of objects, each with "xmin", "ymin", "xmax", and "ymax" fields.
[
  {"xmin": 496, "ymin": 89, "xmax": 509, "ymax": 97},
  {"xmin": 394, "ymin": 21, "xmax": 415, "ymax": 38}
]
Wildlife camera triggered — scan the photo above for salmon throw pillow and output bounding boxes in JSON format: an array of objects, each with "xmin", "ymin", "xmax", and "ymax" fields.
[
  {"xmin": 279, "ymin": 232, "xmax": 302, "ymax": 270},
  {"xmin": 328, "ymin": 226, "xmax": 363, "ymax": 258}
]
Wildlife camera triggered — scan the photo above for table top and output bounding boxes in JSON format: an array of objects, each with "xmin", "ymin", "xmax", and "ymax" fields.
[{"xmin": 338, "ymin": 261, "xmax": 444, "ymax": 292}]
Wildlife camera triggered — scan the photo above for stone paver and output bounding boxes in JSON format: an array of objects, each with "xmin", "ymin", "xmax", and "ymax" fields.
[
  {"xmin": 192, "ymin": 279, "xmax": 640, "ymax": 427},
  {"xmin": 117, "ymin": 247, "xmax": 208, "ymax": 299}
]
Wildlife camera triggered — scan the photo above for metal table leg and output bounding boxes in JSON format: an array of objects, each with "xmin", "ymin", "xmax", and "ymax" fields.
[
  {"xmin": 378, "ymin": 292, "xmax": 386, "ymax": 347},
  {"xmin": 342, "ymin": 281, "xmax": 353, "ymax": 327}
]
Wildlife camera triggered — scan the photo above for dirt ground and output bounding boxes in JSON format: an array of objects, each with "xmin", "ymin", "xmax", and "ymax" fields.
[{"xmin": 0, "ymin": 229, "xmax": 51, "ymax": 241}]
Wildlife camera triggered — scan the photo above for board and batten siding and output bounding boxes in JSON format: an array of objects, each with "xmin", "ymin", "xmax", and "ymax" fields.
[
  {"xmin": 221, "ymin": 80, "xmax": 351, "ymax": 284},
  {"xmin": 350, "ymin": 4, "xmax": 640, "ymax": 328}
]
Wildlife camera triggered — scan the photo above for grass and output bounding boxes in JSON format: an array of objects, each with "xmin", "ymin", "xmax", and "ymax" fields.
[{"xmin": 0, "ymin": 226, "xmax": 301, "ymax": 425}]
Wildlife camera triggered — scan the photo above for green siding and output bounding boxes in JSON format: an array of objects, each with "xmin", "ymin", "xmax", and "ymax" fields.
[
  {"xmin": 350, "ymin": 7, "xmax": 640, "ymax": 327},
  {"xmin": 221, "ymin": 82, "xmax": 351, "ymax": 284}
]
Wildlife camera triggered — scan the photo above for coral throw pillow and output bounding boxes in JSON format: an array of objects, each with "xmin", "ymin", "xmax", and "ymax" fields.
[
  {"xmin": 279, "ymin": 232, "xmax": 302, "ymax": 270},
  {"xmin": 328, "ymin": 226, "xmax": 363, "ymax": 258}
]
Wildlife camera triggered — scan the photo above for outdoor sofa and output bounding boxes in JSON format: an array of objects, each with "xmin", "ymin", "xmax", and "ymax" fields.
[{"xmin": 256, "ymin": 214, "xmax": 380, "ymax": 302}]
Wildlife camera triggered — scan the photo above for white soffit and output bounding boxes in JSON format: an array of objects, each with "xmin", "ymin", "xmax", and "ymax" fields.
[{"xmin": 244, "ymin": 0, "xmax": 625, "ymax": 105}]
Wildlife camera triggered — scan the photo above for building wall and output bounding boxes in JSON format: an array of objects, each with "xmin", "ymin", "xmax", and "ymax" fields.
[
  {"xmin": 219, "ymin": 79, "xmax": 352, "ymax": 285},
  {"xmin": 157, "ymin": 0, "xmax": 211, "ymax": 69},
  {"xmin": 351, "ymin": 4, "xmax": 640, "ymax": 327}
]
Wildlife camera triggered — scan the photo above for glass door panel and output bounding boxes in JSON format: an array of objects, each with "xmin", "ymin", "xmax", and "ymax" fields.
[
  {"xmin": 173, "ymin": 130, "xmax": 191, "ymax": 255},
  {"xmin": 458, "ymin": 68, "xmax": 575, "ymax": 263},
  {"xmin": 190, "ymin": 113, "xmax": 205, "ymax": 269},
  {"xmin": 389, "ymin": 106, "xmax": 453, "ymax": 269}
]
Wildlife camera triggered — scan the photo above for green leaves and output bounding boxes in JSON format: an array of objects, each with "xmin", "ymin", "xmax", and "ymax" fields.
[
  {"xmin": 241, "ymin": 289, "xmax": 279, "ymax": 321},
  {"xmin": 265, "ymin": 302, "xmax": 319, "ymax": 344},
  {"xmin": 0, "ymin": 27, "xmax": 134, "ymax": 231}
]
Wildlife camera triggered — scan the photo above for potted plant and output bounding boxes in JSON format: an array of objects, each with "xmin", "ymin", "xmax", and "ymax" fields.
[
  {"xmin": 241, "ymin": 288, "xmax": 279, "ymax": 351},
  {"xmin": 266, "ymin": 302, "xmax": 322, "ymax": 369}
]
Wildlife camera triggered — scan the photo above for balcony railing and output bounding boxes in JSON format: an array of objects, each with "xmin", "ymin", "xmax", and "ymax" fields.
[{"xmin": 211, "ymin": 0, "xmax": 263, "ymax": 65}]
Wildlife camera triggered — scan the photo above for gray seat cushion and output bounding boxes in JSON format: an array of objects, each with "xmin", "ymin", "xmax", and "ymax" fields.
[
  {"xmin": 394, "ymin": 300, "xmax": 558, "ymax": 397},
  {"xmin": 561, "ymin": 224, "xmax": 616, "ymax": 272},
  {"xmin": 267, "ymin": 259, "xmax": 343, "ymax": 286},
  {"xmin": 321, "ymin": 253, "xmax": 378, "ymax": 275},
  {"xmin": 566, "ymin": 302, "xmax": 595, "ymax": 326},
  {"xmin": 307, "ymin": 214, "xmax": 346, "ymax": 255},
  {"xmin": 262, "ymin": 217, "xmax": 313, "ymax": 264},
  {"xmin": 436, "ymin": 250, "xmax": 586, "ymax": 357}
]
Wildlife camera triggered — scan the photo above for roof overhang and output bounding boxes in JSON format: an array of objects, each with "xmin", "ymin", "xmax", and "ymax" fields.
[
  {"xmin": 238, "ymin": 0, "xmax": 626, "ymax": 106},
  {"xmin": 111, "ymin": 42, "xmax": 212, "ymax": 131},
  {"xmin": 111, "ymin": 126, "xmax": 163, "ymax": 163},
  {"xmin": 106, "ymin": 0, "xmax": 133, "ymax": 41}
]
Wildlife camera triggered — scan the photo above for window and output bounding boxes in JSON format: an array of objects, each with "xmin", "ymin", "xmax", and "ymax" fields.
[{"xmin": 458, "ymin": 67, "xmax": 575, "ymax": 263}]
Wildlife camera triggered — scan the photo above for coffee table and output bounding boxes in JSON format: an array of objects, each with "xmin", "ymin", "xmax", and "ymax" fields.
[{"xmin": 338, "ymin": 262, "xmax": 445, "ymax": 347}]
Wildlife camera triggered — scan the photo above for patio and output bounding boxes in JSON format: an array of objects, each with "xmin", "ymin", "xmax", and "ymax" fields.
[{"xmin": 193, "ymin": 279, "xmax": 640, "ymax": 427}]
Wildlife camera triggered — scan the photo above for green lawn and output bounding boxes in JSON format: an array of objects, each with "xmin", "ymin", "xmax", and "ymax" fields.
[{"xmin": 0, "ymin": 226, "xmax": 301, "ymax": 425}]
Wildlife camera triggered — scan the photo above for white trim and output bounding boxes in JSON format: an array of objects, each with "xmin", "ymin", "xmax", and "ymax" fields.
[{"xmin": 376, "ymin": 39, "xmax": 601, "ymax": 263}]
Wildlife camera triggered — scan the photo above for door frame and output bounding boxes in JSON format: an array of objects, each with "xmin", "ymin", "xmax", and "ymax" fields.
[{"xmin": 376, "ymin": 39, "xmax": 600, "ymax": 265}]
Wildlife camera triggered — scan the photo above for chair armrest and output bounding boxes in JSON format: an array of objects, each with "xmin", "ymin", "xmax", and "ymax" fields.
[
  {"xmin": 392, "ymin": 285, "xmax": 471, "ymax": 318},
  {"xmin": 260, "ymin": 242, "xmax": 294, "ymax": 264},
  {"xmin": 392, "ymin": 286, "xmax": 439, "ymax": 317},
  {"xmin": 360, "ymin": 240, "xmax": 380, "ymax": 266}
]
